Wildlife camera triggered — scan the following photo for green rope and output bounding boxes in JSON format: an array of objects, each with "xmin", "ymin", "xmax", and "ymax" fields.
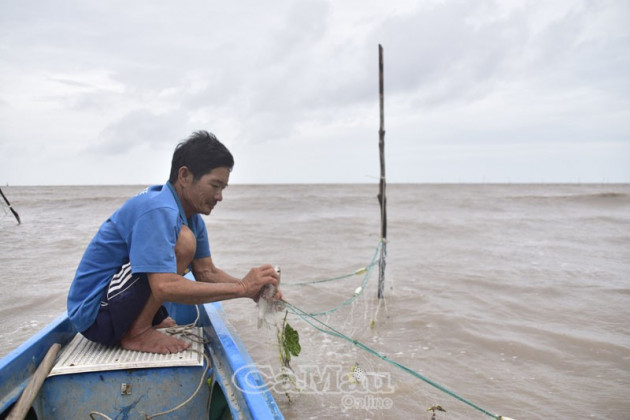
[
  {"xmin": 294, "ymin": 241, "xmax": 382, "ymax": 317},
  {"xmin": 286, "ymin": 265, "xmax": 374, "ymax": 286},
  {"xmin": 282, "ymin": 301, "xmax": 503, "ymax": 420},
  {"xmin": 286, "ymin": 241, "xmax": 382, "ymax": 287}
]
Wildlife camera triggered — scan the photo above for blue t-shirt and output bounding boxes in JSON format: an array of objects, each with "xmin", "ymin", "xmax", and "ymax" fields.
[{"xmin": 67, "ymin": 182, "xmax": 210, "ymax": 332}]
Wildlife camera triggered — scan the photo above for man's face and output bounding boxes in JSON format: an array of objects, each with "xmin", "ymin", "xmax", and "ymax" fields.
[{"xmin": 182, "ymin": 166, "xmax": 230, "ymax": 216}]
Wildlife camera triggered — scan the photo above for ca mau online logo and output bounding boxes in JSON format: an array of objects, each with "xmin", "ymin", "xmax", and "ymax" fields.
[{"xmin": 231, "ymin": 364, "xmax": 396, "ymax": 396}]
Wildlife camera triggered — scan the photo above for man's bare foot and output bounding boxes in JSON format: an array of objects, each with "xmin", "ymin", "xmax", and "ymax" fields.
[
  {"xmin": 154, "ymin": 317, "xmax": 178, "ymax": 329},
  {"xmin": 121, "ymin": 327, "xmax": 191, "ymax": 354}
]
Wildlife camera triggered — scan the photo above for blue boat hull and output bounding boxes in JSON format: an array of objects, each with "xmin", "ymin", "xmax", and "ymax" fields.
[{"xmin": 0, "ymin": 302, "xmax": 283, "ymax": 419}]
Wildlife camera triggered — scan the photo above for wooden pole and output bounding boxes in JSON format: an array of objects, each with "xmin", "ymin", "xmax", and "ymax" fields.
[
  {"xmin": 0, "ymin": 187, "xmax": 21, "ymax": 224},
  {"xmin": 7, "ymin": 343, "xmax": 61, "ymax": 420},
  {"xmin": 377, "ymin": 44, "xmax": 387, "ymax": 300}
]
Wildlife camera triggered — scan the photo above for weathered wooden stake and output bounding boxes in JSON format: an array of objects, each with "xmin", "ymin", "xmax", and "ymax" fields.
[
  {"xmin": 377, "ymin": 44, "xmax": 387, "ymax": 300},
  {"xmin": 0, "ymin": 187, "xmax": 21, "ymax": 224}
]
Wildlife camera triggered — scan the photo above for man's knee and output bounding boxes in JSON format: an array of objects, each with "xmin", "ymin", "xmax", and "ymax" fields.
[{"xmin": 175, "ymin": 225, "xmax": 196, "ymax": 274}]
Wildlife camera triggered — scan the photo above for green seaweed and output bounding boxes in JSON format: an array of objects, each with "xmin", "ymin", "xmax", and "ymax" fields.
[
  {"xmin": 282, "ymin": 321, "xmax": 301, "ymax": 362},
  {"xmin": 276, "ymin": 311, "xmax": 301, "ymax": 403}
]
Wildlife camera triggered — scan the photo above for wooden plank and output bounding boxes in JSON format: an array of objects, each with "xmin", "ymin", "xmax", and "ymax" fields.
[{"xmin": 7, "ymin": 343, "xmax": 60, "ymax": 420}]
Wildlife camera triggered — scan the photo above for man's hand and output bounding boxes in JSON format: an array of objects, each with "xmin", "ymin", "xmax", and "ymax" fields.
[{"xmin": 239, "ymin": 264, "xmax": 281, "ymax": 301}]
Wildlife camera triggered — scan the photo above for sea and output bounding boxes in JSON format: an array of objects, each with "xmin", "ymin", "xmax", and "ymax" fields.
[{"xmin": 0, "ymin": 183, "xmax": 628, "ymax": 419}]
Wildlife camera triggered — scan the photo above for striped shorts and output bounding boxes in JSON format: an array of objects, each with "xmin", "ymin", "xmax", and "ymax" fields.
[{"xmin": 81, "ymin": 263, "xmax": 168, "ymax": 346}]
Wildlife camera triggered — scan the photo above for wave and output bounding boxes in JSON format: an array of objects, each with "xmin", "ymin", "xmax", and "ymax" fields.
[
  {"xmin": 511, "ymin": 191, "xmax": 630, "ymax": 207},
  {"xmin": 562, "ymin": 191, "xmax": 629, "ymax": 202}
]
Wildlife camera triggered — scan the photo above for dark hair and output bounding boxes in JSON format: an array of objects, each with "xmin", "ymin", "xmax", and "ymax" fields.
[{"xmin": 169, "ymin": 131, "xmax": 234, "ymax": 183}]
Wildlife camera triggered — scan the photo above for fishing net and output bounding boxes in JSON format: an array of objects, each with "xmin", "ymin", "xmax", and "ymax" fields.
[{"xmin": 253, "ymin": 240, "xmax": 511, "ymax": 420}]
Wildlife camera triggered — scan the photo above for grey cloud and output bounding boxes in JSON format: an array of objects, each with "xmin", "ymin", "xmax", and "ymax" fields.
[
  {"xmin": 370, "ymin": 1, "xmax": 529, "ymax": 107},
  {"xmin": 1, "ymin": 0, "xmax": 628, "ymax": 184},
  {"xmin": 370, "ymin": 0, "xmax": 630, "ymax": 112},
  {"xmin": 91, "ymin": 109, "xmax": 189, "ymax": 155},
  {"xmin": 266, "ymin": 0, "xmax": 330, "ymax": 60},
  {"xmin": 529, "ymin": 6, "xmax": 630, "ymax": 96}
]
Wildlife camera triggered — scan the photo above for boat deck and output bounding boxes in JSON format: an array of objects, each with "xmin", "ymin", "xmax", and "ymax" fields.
[{"xmin": 49, "ymin": 328, "xmax": 205, "ymax": 376}]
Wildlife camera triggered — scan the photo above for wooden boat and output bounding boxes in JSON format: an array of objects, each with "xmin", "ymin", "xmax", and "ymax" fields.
[{"xmin": 0, "ymin": 299, "xmax": 284, "ymax": 419}]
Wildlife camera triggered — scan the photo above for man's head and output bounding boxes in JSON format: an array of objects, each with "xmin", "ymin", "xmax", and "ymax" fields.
[
  {"xmin": 170, "ymin": 131, "xmax": 234, "ymax": 216},
  {"xmin": 169, "ymin": 131, "xmax": 234, "ymax": 184}
]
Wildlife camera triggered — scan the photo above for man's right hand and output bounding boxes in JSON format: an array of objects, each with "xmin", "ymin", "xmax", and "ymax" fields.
[{"xmin": 239, "ymin": 264, "xmax": 280, "ymax": 301}]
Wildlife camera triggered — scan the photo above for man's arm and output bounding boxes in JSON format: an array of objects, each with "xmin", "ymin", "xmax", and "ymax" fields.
[
  {"xmin": 148, "ymin": 262, "xmax": 280, "ymax": 304},
  {"xmin": 191, "ymin": 256, "xmax": 240, "ymax": 284},
  {"xmin": 191, "ymin": 256, "xmax": 283, "ymax": 302}
]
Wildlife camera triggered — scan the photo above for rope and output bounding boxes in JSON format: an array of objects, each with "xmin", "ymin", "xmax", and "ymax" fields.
[
  {"xmin": 287, "ymin": 264, "xmax": 376, "ymax": 286},
  {"xmin": 286, "ymin": 241, "xmax": 382, "ymax": 317},
  {"xmin": 145, "ymin": 349, "xmax": 212, "ymax": 419},
  {"xmin": 283, "ymin": 300, "xmax": 508, "ymax": 420},
  {"xmin": 285, "ymin": 241, "xmax": 382, "ymax": 287},
  {"xmin": 163, "ymin": 305, "xmax": 205, "ymax": 344}
]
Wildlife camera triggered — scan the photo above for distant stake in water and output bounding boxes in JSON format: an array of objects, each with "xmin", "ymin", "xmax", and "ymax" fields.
[{"xmin": 0, "ymin": 187, "xmax": 21, "ymax": 224}]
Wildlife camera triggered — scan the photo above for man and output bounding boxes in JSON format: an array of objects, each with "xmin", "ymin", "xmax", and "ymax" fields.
[{"xmin": 67, "ymin": 131, "xmax": 280, "ymax": 354}]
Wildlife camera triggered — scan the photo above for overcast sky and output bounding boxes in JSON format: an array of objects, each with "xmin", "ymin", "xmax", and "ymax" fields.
[{"xmin": 1, "ymin": 0, "xmax": 628, "ymax": 185}]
